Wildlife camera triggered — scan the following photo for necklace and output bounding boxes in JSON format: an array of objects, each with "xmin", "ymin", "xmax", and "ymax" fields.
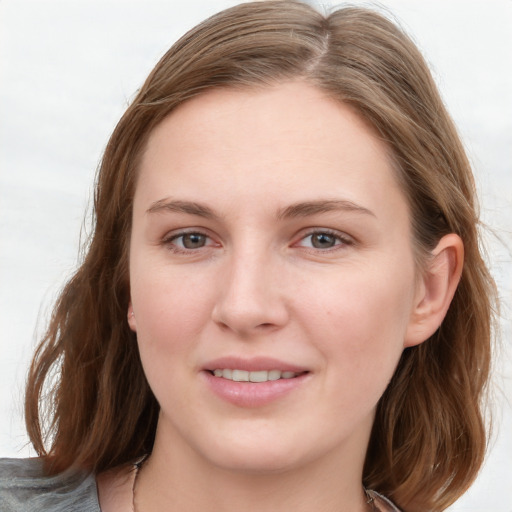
[
  {"xmin": 132, "ymin": 457, "xmax": 377, "ymax": 511},
  {"xmin": 132, "ymin": 456, "xmax": 147, "ymax": 512},
  {"xmin": 364, "ymin": 488, "xmax": 377, "ymax": 511}
]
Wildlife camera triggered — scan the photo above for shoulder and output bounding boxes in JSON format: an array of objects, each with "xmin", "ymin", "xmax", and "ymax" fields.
[{"xmin": 0, "ymin": 457, "xmax": 100, "ymax": 512}]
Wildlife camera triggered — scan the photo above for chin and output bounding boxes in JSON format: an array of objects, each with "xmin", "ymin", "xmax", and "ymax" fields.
[
  {"xmin": 210, "ymin": 449, "xmax": 303, "ymax": 475},
  {"xmin": 198, "ymin": 430, "xmax": 318, "ymax": 475}
]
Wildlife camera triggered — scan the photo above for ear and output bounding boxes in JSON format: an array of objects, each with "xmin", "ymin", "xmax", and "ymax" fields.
[
  {"xmin": 127, "ymin": 301, "xmax": 137, "ymax": 332},
  {"xmin": 404, "ymin": 234, "xmax": 464, "ymax": 348}
]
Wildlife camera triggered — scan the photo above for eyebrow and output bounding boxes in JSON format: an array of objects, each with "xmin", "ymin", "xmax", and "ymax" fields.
[
  {"xmin": 146, "ymin": 199, "xmax": 219, "ymax": 220},
  {"xmin": 146, "ymin": 198, "xmax": 375, "ymax": 220},
  {"xmin": 276, "ymin": 199, "xmax": 376, "ymax": 220}
]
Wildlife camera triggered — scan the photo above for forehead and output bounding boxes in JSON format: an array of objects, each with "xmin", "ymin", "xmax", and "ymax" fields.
[
  {"xmin": 136, "ymin": 81, "xmax": 406, "ymax": 220},
  {"xmin": 143, "ymin": 82, "xmax": 390, "ymax": 163}
]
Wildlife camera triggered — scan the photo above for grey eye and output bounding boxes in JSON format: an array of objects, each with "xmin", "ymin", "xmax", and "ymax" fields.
[
  {"xmin": 179, "ymin": 233, "xmax": 207, "ymax": 249},
  {"xmin": 309, "ymin": 233, "xmax": 338, "ymax": 249}
]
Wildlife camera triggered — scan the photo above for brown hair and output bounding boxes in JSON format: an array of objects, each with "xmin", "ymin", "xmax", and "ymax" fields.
[{"xmin": 25, "ymin": 2, "xmax": 496, "ymax": 510}]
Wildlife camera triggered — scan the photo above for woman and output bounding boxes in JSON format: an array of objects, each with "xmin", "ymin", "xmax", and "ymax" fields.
[{"xmin": 0, "ymin": 2, "xmax": 497, "ymax": 511}]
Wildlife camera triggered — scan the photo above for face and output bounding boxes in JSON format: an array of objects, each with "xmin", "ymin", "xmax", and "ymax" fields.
[{"xmin": 128, "ymin": 82, "xmax": 422, "ymax": 474}]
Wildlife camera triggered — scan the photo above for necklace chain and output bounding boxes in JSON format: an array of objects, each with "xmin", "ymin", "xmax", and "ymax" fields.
[
  {"xmin": 132, "ymin": 457, "xmax": 377, "ymax": 511},
  {"xmin": 365, "ymin": 488, "xmax": 377, "ymax": 511},
  {"xmin": 132, "ymin": 457, "xmax": 146, "ymax": 512}
]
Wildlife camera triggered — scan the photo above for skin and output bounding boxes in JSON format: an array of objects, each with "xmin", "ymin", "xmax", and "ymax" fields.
[{"xmin": 97, "ymin": 81, "xmax": 463, "ymax": 512}]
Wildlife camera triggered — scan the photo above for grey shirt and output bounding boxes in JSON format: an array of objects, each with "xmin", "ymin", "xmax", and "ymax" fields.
[
  {"xmin": 0, "ymin": 457, "xmax": 401, "ymax": 511},
  {"xmin": 0, "ymin": 458, "xmax": 99, "ymax": 512}
]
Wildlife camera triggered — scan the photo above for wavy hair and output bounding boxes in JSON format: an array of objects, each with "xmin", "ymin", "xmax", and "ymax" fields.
[{"xmin": 25, "ymin": 2, "xmax": 496, "ymax": 510}]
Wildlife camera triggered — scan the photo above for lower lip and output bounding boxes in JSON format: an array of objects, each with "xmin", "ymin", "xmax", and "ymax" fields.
[{"xmin": 202, "ymin": 371, "xmax": 309, "ymax": 408}]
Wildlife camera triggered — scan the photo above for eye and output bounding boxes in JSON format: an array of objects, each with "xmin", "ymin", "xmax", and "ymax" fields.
[
  {"xmin": 176, "ymin": 233, "xmax": 207, "ymax": 249},
  {"xmin": 308, "ymin": 232, "xmax": 339, "ymax": 249},
  {"xmin": 164, "ymin": 231, "xmax": 215, "ymax": 252},
  {"xmin": 296, "ymin": 230, "xmax": 352, "ymax": 250}
]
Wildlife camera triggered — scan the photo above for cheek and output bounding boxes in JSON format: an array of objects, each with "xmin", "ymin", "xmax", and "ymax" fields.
[
  {"xmin": 130, "ymin": 266, "xmax": 215, "ymax": 361},
  {"xmin": 299, "ymin": 261, "xmax": 415, "ymax": 385},
  {"xmin": 130, "ymin": 269, "xmax": 217, "ymax": 411}
]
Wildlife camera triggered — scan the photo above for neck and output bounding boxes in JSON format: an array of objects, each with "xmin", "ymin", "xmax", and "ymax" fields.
[{"xmin": 136, "ymin": 420, "xmax": 371, "ymax": 512}]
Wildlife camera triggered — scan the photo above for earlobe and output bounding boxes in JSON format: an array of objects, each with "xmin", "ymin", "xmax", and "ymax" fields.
[
  {"xmin": 405, "ymin": 234, "xmax": 464, "ymax": 347},
  {"xmin": 127, "ymin": 302, "xmax": 137, "ymax": 332}
]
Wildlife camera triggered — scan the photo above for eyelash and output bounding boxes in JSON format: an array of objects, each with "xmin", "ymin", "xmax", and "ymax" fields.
[
  {"xmin": 162, "ymin": 231, "xmax": 217, "ymax": 254},
  {"xmin": 162, "ymin": 228, "xmax": 353, "ymax": 255},
  {"xmin": 295, "ymin": 229, "xmax": 353, "ymax": 252}
]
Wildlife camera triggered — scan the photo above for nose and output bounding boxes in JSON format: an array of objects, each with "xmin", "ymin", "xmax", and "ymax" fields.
[{"xmin": 211, "ymin": 249, "xmax": 289, "ymax": 337}]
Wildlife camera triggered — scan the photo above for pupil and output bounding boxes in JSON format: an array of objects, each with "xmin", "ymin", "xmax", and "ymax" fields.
[
  {"xmin": 183, "ymin": 233, "xmax": 205, "ymax": 249},
  {"xmin": 312, "ymin": 233, "xmax": 335, "ymax": 248}
]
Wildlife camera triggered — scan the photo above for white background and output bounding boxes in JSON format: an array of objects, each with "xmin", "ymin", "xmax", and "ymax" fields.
[{"xmin": 1, "ymin": 1, "xmax": 511, "ymax": 510}]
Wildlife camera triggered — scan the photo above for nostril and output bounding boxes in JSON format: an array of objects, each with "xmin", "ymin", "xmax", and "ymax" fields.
[{"xmin": 211, "ymin": 293, "xmax": 289, "ymax": 335}]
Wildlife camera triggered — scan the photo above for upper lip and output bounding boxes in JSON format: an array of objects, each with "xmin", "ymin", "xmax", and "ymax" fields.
[{"xmin": 203, "ymin": 356, "xmax": 309, "ymax": 373}]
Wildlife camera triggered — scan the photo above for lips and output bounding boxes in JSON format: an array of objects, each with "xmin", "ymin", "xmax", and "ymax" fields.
[{"xmin": 202, "ymin": 357, "xmax": 310, "ymax": 407}]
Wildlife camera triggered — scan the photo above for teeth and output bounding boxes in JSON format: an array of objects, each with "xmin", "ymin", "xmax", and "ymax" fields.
[
  {"xmin": 268, "ymin": 369, "xmax": 281, "ymax": 381},
  {"xmin": 212, "ymin": 369, "xmax": 300, "ymax": 382},
  {"xmin": 232, "ymin": 369, "xmax": 249, "ymax": 382},
  {"xmin": 249, "ymin": 370, "xmax": 268, "ymax": 383}
]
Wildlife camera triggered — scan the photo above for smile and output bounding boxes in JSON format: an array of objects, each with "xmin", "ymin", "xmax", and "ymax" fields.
[{"xmin": 212, "ymin": 369, "xmax": 302, "ymax": 382}]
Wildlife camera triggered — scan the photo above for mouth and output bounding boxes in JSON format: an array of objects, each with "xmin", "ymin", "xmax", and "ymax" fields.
[
  {"xmin": 209, "ymin": 369, "xmax": 307, "ymax": 382},
  {"xmin": 202, "ymin": 357, "xmax": 310, "ymax": 407}
]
